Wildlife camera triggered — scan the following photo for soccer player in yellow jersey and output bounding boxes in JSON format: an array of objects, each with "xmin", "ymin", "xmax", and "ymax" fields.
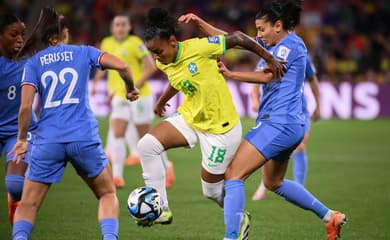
[
  {"xmin": 92, "ymin": 13, "xmax": 174, "ymax": 188},
  {"xmin": 136, "ymin": 8, "xmax": 285, "ymax": 226}
]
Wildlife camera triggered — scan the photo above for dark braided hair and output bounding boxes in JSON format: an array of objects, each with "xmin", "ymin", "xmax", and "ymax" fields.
[
  {"xmin": 255, "ymin": 0, "xmax": 303, "ymax": 30},
  {"xmin": 144, "ymin": 7, "xmax": 177, "ymax": 41}
]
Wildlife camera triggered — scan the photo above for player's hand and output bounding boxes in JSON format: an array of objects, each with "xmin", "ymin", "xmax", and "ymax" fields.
[
  {"xmin": 8, "ymin": 140, "xmax": 28, "ymax": 164},
  {"xmin": 217, "ymin": 58, "xmax": 233, "ymax": 78},
  {"xmin": 178, "ymin": 13, "xmax": 201, "ymax": 25},
  {"xmin": 127, "ymin": 88, "xmax": 140, "ymax": 102},
  {"xmin": 311, "ymin": 107, "xmax": 321, "ymax": 122},
  {"xmin": 264, "ymin": 57, "xmax": 287, "ymax": 80},
  {"xmin": 154, "ymin": 102, "xmax": 170, "ymax": 117}
]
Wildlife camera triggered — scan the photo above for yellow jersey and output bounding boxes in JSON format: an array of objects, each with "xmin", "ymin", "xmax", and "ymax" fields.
[
  {"xmin": 100, "ymin": 35, "xmax": 152, "ymax": 99},
  {"xmin": 156, "ymin": 35, "xmax": 239, "ymax": 134}
]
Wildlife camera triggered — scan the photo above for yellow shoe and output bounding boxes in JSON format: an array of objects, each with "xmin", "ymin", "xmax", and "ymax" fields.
[
  {"xmin": 238, "ymin": 212, "xmax": 251, "ymax": 240},
  {"xmin": 136, "ymin": 206, "xmax": 173, "ymax": 227},
  {"xmin": 154, "ymin": 206, "xmax": 173, "ymax": 225},
  {"xmin": 126, "ymin": 155, "xmax": 141, "ymax": 166},
  {"xmin": 325, "ymin": 211, "xmax": 347, "ymax": 240}
]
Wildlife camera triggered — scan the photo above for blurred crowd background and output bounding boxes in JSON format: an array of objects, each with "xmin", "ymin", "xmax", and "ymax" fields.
[{"xmin": 1, "ymin": 0, "xmax": 389, "ymax": 84}]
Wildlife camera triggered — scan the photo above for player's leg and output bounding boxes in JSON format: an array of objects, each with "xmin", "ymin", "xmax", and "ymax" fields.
[
  {"xmin": 12, "ymin": 179, "xmax": 50, "ymax": 240},
  {"xmin": 83, "ymin": 166, "xmax": 118, "ymax": 240},
  {"xmin": 137, "ymin": 114, "xmax": 194, "ymax": 222},
  {"xmin": 293, "ymin": 130, "xmax": 310, "ymax": 185},
  {"xmin": 125, "ymin": 121, "xmax": 141, "ymax": 165},
  {"xmin": 263, "ymin": 124, "xmax": 346, "ymax": 239},
  {"xmin": 251, "ymin": 175, "xmax": 268, "ymax": 201},
  {"xmin": 223, "ymin": 140, "xmax": 266, "ymax": 240},
  {"xmin": 105, "ymin": 118, "xmax": 114, "ymax": 162},
  {"xmin": 13, "ymin": 142, "xmax": 66, "ymax": 240},
  {"xmin": 70, "ymin": 141, "xmax": 119, "ymax": 240},
  {"xmin": 199, "ymin": 121, "xmax": 242, "ymax": 208},
  {"xmin": 110, "ymin": 96, "xmax": 131, "ymax": 188},
  {"xmin": 4, "ymin": 134, "xmax": 32, "ymax": 225}
]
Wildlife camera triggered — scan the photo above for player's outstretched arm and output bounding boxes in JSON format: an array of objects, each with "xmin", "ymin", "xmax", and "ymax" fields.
[
  {"xmin": 178, "ymin": 13, "xmax": 227, "ymax": 36},
  {"xmin": 154, "ymin": 84, "xmax": 178, "ymax": 117},
  {"xmin": 225, "ymin": 31, "xmax": 286, "ymax": 79},
  {"xmin": 9, "ymin": 84, "xmax": 35, "ymax": 163},
  {"xmin": 217, "ymin": 58, "xmax": 273, "ymax": 84},
  {"xmin": 308, "ymin": 75, "xmax": 321, "ymax": 121},
  {"xmin": 99, "ymin": 53, "xmax": 139, "ymax": 101}
]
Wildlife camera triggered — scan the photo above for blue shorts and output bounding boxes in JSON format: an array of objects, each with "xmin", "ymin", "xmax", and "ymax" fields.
[
  {"xmin": 26, "ymin": 141, "xmax": 108, "ymax": 183},
  {"xmin": 245, "ymin": 121, "xmax": 304, "ymax": 162},
  {"xmin": 0, "ymin": 131, "xmax": 34, "ymax": 164}
]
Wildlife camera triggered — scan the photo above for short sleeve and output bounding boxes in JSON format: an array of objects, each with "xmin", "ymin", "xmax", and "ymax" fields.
[
  {"xmin": 86, "ymin": 45, "xmax": 104, "ymax": 69},
  {"xmin": 196, "ymin": 35, "xmax": 226, "ymax": 58},
  {"xmin": 21, "ymin": 60, "xmax": 38, "ymax": 90}
]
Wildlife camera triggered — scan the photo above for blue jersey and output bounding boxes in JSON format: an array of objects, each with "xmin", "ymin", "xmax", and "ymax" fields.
[
  {"xmin": 255, "ymin": 32, "xmax": 306, "ymax": 125},
  {"xmin": 21, "ymin": 44, "xmax": 104, "ymax": 144},
  {"xmin": 0, "ymin": 57, "xmax": 37, "ymax": 139}
]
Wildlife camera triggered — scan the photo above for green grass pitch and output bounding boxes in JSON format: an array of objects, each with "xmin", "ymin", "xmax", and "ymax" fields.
[{"xmin": 1, "ymin": 118, "xmax": 389, "ymax": 239}]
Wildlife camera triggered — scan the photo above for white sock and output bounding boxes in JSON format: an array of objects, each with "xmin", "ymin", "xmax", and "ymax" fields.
[
  {"xmin": 137, "ymin": 134, "xmax": 168, "ymax": 207},
  {"xmin": 322, "ymin": 210, "xmax": 333, "ymax": 222},
  {"xmin": 161, "ymin": 151, "xmax": 169, "ymax": 172},
  {"xmin": 201, "ymin": 179, "xmax": 224, "ymax": 208},
  {"xmin": 125, "ymin": 122, "xmax": 139, "ymax": 156},
  {"xmin": 111, "ymin": 137, "xmax": 126, "ymax": 179}
]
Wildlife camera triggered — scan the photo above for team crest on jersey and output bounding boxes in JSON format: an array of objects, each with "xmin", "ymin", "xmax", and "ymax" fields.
[
  {"xmin": 121, "ymin": 49, "xmax": 127, "ymax": 56},
  {"xmin": 207, "ymin": 36, "xmax": 220, "ymax": 44},
  {"xmin": 138, "ymin": 45, "xmax": 147, "ymax": 53},
  {"xmin": 276, "ymin": 46, "xmax": 290, "ymax": 60},
  {"xmin": 188, "ymin": 62, "xmax": 199, "ymax": 76}
]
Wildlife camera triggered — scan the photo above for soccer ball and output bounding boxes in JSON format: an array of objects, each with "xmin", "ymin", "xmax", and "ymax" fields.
[{"xmin": 127, "ymin": 186, "xmax": 163, "ymax": 221}]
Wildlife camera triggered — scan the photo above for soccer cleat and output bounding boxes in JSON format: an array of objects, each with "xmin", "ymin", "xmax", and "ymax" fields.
[
  {"xmin": 165, "ymin": 161, "xmax": 175, "ymax": 189},
  {"xmin": 238, "ymin": 212, "xmax": 251, "ymax": 240},
  {"xmin": 125, "ymin": 155, "xmax": 141, "ymax": 166},
  {"xmin": 8, "ymin": 193, "xmax": 20, "ymax": 225},
  {"xmin": 136, "ymin": 206, "xmax": 173, "ymax": 227},
  {"xmin": 113, "ymin": 177, "xmax": 125, "ymax": 188},
  {"xmin": 252, "ymin": 182, "xmax": 267, "ymax": 201},
  {"xmin": 325, "ymin": 211, "xmax": 347, "ymax": 240},
  {"xmin": 154, "ymin": 206, "xmax": 173, "ymax": 225}
]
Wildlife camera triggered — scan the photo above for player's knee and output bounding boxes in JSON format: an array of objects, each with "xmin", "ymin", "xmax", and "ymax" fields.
[
  {"xmin": 201, "ymin": 180, "xmax": 224, "ymax": 208},
  {"xmin": 263, "ymin": 179, "xmax": 282, "ymax": 192},
  {"xmin": 5, "ymin": 175, "xmax": 25, "ymax": 202},
  {"xmin": 137, "ymin": 134, "xmax": 164, "ymax": 156}
]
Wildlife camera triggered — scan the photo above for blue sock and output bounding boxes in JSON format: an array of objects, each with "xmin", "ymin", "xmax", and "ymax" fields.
[
  {"xmin": 100, "ymin": 218, "xmax": 118, "ymax": 240},
  {"xmin": 5, "ymin": 175, "xmax": 25, "ymax": 201},
  {"xmin": 293, "ymin": 152, "xmax": 307, "ymax": 185},
  {"xmin": 12, "ymin": 220, "xmax": 33, "ymax": 240},
  {"xmin": 274, "ymin": 179, "xmax": 329, "ymax": 218},
  {"xmin": 224, "ymin": 180, "xmax": 245, "ymax": 239}
]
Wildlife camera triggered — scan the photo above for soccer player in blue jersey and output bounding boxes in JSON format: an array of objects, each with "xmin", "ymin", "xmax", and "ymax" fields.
[
  {"xmin": 251, "ymin": 53, "xmax": 321, "ymax": 200},
  {"xmin": 9, "ymin": 7, "xmax": 139, "ymax": 240},
  {"xmin": 0, "ymin": 13, "xmax": 37, "ymax": 225},
  {"xmin": 180, "ymin": 2, "xmax": 346, "ymax": 238},
  {"xmin": 216, "ymin": 1, "xmax": 346, "ymax": 239}
]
